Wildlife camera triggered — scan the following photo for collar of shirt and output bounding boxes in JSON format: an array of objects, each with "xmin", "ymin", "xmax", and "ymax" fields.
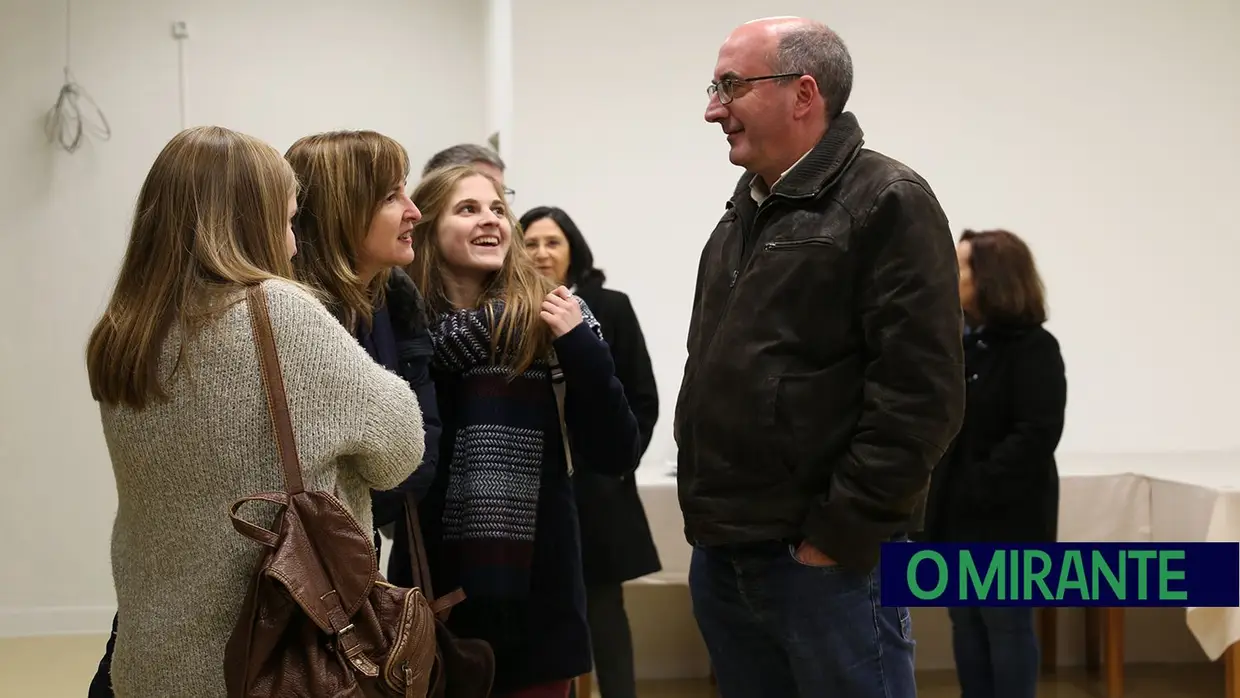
[{"xmin": 750, "ymin": 148, "xmax": 813, "ymax": 204}]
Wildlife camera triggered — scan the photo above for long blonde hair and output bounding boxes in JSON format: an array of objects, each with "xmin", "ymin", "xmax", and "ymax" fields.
[
  {"xmin": 86, "ymin": 125, "xmax": 298, "ymax": 409},
  {"xmin": 285, "ymin": 130, "xmax": 410, "ymax": 327},
  {"xmin": 406, "ymin": 165, "xmax": 554, "ymax": 374}
]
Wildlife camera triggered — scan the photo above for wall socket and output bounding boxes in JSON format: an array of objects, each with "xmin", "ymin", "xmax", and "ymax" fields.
[{"xmin": 171, "ymin": 21, "xmax": 189, "ymax": 39}]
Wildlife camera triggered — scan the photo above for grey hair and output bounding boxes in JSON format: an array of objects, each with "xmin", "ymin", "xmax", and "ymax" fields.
[
  {"xmin": 421, "ymin": 143, "xmax": 506, "ymax": 177},
  {"xmin": 771, "ymin": 24, "xmax": 853, "ymax": 119}
]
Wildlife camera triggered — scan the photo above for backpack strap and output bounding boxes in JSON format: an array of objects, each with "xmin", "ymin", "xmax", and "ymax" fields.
[
  {"xmin": 247, "ymin": 284, "xmax": 304, "ymax": 495},
  {"xmin": 403, "ymin": 493, "xmax": 465, "ymax": 620},
  {"xmin": 548, "ymin": 349, "xmax": 572, "ymax": 476},
  {"xmin": 246, "ymin": 284, "xmax": 381, "ymax": 678}
]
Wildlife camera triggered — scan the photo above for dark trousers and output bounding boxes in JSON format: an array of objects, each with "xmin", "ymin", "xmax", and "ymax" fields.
[
  {"xmin": 87, "ymin": 613, "xmax": 117, "ymax": 697},
  {"xmin": 688, "ymin": 541, "xmax": 916, "ymax": 698},
  {"xmin": 947, "ymin": 606, "xmax": 1039, "ymax": 698},
  {"xmin": 584, "ymin": 583, "xmax": 637, "ymax": 698}
]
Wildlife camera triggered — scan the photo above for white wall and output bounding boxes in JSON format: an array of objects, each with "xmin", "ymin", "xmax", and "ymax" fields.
[
  {"xmin": 510, "ymin": 0, "xmax": 1240, "ymax": 476},
  {"xmin": 484, "ymin": 0, "xmax": 513, "ymax": 157},
  {"xmin": 0, "ymin": 0, "xmax": 488, "ymax": 637}
]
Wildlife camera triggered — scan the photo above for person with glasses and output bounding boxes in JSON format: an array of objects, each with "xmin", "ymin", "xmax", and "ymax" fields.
[
  {"xmin": 422, "ymin": 142, "xmax": 516, "ymax": 202},
  {"xmin": 676, "ymin": 17, "xmax": 965, "ymax": 698}
]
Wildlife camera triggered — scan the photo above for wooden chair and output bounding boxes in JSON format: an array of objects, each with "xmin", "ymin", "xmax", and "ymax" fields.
[
  {"xmin": 1085, "ymin": 607, "xmax": 1125, "ymax": 698},
  {"xmin": 1039, "ymin": 607, "xmax": 1124, "ymax": 698}
]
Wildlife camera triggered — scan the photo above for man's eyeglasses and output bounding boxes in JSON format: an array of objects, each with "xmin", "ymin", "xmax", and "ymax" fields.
[
  {"xmin": 504, "ymin": 187, "xmax": 516, "ymax": 202},
  {"xmin": 707, "ymin": 73, "xmax": 804, "ymax": 105}
]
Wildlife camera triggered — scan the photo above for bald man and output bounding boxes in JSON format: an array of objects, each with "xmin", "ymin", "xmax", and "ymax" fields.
[{"xmin": 674, "ymin": 18, "xmax": 965, "ymax": 697}]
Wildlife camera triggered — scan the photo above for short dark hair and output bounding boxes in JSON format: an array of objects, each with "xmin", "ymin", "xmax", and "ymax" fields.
[
  {"xmin": 771, "ymin": 24, "xmax": 853, "ymax": 118},
  {"xmin": 422, "ymin": 144, "xmax": 505, "ymax": 177},
  {"xmin": 960, "ymin": 229, "xmax": 1047, "ymax": 326},
  {"xmin": 517, "ymin": 206, "xmax": 606, "ymax": 289}
]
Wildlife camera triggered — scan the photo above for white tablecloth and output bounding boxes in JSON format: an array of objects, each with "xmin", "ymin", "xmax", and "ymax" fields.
[
  {"xmin": 634, "ymin": 454, "xmax": 1155, "ymax": 578},
  {"xmin": 1055, "ymin": 453, "xmax": 1153, "ymax": 542},
  {"xmin": 634, "ymin": 451, "xmax": 1240, "ymax": 662},
  {"xmin": 1135, "ymin": 452, "xmax": 1240, "ymax": 661}
]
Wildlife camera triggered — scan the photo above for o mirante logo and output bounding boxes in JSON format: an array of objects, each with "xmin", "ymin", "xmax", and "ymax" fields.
[{"xmin": 879, "ymin": 543, "xmax": 1239, "ymax": 607}]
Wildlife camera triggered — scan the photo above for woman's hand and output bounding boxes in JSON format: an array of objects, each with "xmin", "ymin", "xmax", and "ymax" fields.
[{"xmin": 540, "ymin": 286, "xmax": 583, "ymax": 338}]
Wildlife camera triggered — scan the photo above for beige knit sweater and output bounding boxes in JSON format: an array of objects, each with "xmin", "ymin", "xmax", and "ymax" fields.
[{"xmin": 100, "ymin": 279, "xmax": 425, "ymax": 697}]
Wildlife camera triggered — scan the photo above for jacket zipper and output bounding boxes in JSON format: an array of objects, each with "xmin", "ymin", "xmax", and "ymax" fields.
[
  {"xmin": 696, "ymin": 197, "xmax": 780, "ymax": 374},
  {"xmin": 764, "ymin": 237, "xmax": 834, "ymax": 251}
]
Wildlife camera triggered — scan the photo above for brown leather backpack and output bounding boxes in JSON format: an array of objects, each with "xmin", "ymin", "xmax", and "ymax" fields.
[{"xmin": 224, "ymin": 285, "xmax": 492, "ymax": 697}]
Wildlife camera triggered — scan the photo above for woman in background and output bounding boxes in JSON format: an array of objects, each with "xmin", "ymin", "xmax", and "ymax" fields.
[
  {"xmin": 403, "ymin": 165, "xmax": 642, "ymax": 698},
  {"xmin": 284, "ymin": 129, "xmax": 442, "ymax": 559},
  {"xmin": 519, "ymin": 206, "xmax": 661, "ymax": 698},
  {"xmin": 921, "ymin": 228, "xmax": 1068, "ymax": 698},
  {"xmin": 85, "ymin": 125, "xmax": 424, "ymax": 697}
]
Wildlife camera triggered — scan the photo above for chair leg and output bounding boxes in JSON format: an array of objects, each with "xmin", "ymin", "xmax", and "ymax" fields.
[
  {"xmin": 1084, "ymin": 606, "xmax": 1101, "ymax": 673},
  {"xmin": 1103, "ymin": 607, "xmax": 1124, "ymax": 698},
  {"xmin": 575, "ymin": 672, "xmax": 593, "ymax": 698},
  {"xmin": 1037, "ymin": 607, "xmax": 1058, "ymax": 674},
  {"xmin": 1225, "ymin": 642, "xmax": 1240, "ymax": 698}
]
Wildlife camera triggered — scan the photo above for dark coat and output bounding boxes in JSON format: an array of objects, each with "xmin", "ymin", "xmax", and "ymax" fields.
[
  {"xmin": 674, "ymin": 112, "xmax": 966, "ymax": 572},
  {"xmin": 398, "ymin": 316, "xmax": 642, "ymax": 692},
  {"xmin": 572, "ymin": 284, "xmax": 662, "ymax": 585},
  {"xmin": 370, "ymin": 269, "xmax": 442, "ymax": 528},
  {"xmin": 922, "ymin": 324, "xmax": 1067, "ymax": 543}
]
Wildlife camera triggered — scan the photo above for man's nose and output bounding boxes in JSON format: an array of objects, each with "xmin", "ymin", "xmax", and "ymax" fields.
[{"xmin": 705, "ymin": 99, "xmax": 727, "ymax": 123}]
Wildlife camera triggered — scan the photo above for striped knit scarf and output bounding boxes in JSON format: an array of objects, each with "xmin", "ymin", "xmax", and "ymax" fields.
[{"xmin": 428, "ymin": 298, "xmax": 600, "ymax": 599}]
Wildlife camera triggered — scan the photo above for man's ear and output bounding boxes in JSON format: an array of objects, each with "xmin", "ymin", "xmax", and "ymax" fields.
[{"xmin": 794, "ymin": 75, "xmax": 821, "ymax": 119}]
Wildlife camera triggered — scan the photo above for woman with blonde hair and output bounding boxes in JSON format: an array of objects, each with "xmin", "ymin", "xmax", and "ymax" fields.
[
  {"xmin": 283, "ymin": 129, "xmax": 440, "ymax": 563},
  {"xmin": 85, "ymin": 125, "xmax": 425, "ymax": 697},
  {"xmin": 398, "ymin": 164, "xmax": 641, "ymax": 698}
]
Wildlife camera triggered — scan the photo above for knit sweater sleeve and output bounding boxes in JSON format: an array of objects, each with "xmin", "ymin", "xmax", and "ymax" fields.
[{"xmin": 263, "ymin": 280, "xmax": 425, "ymax": 491}]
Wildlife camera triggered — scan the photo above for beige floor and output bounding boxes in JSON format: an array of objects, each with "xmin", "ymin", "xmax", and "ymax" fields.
[
  {"xmin": 0, "ymin": 634, "xmax": 1222, "ymax": 697},
  {"xmin": 633, "ymin": 666, "xmax": 1222, "ymax": 696}
]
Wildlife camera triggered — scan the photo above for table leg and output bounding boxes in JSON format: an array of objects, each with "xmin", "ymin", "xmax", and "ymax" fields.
[
  {"xmin": 1103, "ymin": 607, "xmax": 1124, "ymax": 698},
  {"xmin": 1038, "ymin": 607, "xmax": 1058, "ymax": 674}
]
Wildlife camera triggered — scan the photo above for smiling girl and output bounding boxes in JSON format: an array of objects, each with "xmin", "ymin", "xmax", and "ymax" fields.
[{"xmin": 399, "ymin": 164, "xmax": 642, "ymax": 698}]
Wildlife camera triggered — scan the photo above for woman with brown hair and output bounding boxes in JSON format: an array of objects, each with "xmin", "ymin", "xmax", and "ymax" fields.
[
  {"xmin": 399, "ymin": 164, "xmax": 642, "ymax": 698},
  {"xmin": 921, "ymin": 229, "xmax": 1068, "ymax": 698},
  {"xmin": 283, "ymin": 130, "xmax": 442, "ymax": 547},
  {"xmin": 84, "ymin": 126, "xmax": 425, "ymax": 697}
]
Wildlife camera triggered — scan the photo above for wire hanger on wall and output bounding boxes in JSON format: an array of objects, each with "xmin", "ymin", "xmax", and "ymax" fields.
[{"xmin": 44, "ymin": 0, "xmax": 111, "ymax": 154}]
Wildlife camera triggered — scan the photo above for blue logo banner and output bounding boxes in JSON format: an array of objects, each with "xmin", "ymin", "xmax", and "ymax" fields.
[{"xmin": 879, "ymin": 542, "xmax": 1239, "ymax": 607}]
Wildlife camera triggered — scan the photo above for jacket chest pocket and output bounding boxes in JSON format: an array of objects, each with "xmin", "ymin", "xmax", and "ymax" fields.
[
  {"xmin": 744, "ymin": 235, "xmax": 850, "ymax": 339},
  {"xmin": 762, "ymin": 236, "xmax": 836, "ymax": 253},
  {"xmin": 753, "ymin": 234, "xmax": 843, "ymax": 286}
]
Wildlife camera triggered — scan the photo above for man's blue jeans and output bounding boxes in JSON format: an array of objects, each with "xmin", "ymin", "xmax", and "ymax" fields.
[
  {"xmin": 947, "ymin": 606, "xmax": 1039, "ymax": 698},
  {"xmin": 689, "ymin": 541, "xmax": 916, "ymax": 698}
]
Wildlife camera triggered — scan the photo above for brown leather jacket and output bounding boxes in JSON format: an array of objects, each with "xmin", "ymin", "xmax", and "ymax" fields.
[{"xmin": 674, "ymin": 112, "xmax": 966, "ymax": 572}]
